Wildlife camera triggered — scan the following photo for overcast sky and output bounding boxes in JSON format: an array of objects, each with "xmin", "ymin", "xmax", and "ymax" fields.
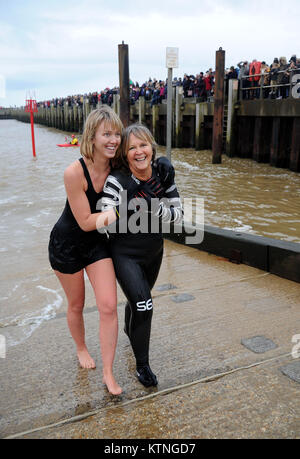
[{"xmin": 1, "ymin": 0, "xmax": 299, "ymax": 106}]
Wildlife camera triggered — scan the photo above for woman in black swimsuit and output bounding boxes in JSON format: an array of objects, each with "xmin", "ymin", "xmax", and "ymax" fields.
[
  {"xmin": 48, "ymin": 106, "xmax": 123, "ymax": 395},
  {"xmin": 100, "ymin": 124, "xmax": 183, "ymax": 387}
]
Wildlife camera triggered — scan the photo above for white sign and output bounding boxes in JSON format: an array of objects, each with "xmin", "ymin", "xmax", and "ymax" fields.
[{"xmin": 166, "ymin": 47, "xmax": 179, "ymax": 69}]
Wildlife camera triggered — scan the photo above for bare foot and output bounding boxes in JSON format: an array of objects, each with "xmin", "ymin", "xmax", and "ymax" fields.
[
  {"xmin": 102, "ymin": 372, "xmax": 122, "ymax": 395},
  {"xmin": 77, "ymin": 348, "xmax": 96, "ymax": 369}
]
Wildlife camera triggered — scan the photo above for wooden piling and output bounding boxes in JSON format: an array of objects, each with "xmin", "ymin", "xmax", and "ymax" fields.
[
  {"xmin": 226, "ymin": 79, "xmax": 238, "ymax": 157},
  {"xmin": 78, "ymin": 106, "xmax": 83, "ymax": 133},
  {"xmin": 118, "ymin": 42, "xmax": 130, "ymax": 128},
  {"xmin": 138, "ymin": 96, "xmax": 145, "ymax": 124},
  {"xmin": 290, "ymin": 117, "xmax": 300, "ymax": 171},
  {"xmin": 253, "ymin": 117, "xmax": 264, "ymax": 162},
  {"xmin": 212, "ymin": 48, "xmax": 225, "ymax": 163},
  {"xmin": 195, "ymin": 103, "xmax": 205, "ymax": 151},
  {"xmin": 152, "ymin": 104, "xmax": 159, "ymax": 142},
  {"xmin": 270, "ymin": 118, "xmax": 281, "ymax": 167},
  {"xmin": 253, "ymin": 117, "xmax": 272, "ymax": 163}
]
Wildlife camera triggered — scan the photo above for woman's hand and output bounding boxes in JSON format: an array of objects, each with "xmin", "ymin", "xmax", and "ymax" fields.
[
  {"xmin": 153, "ymin": 157, "xmax": 175, "ymax": 189},
  {"xmin": 136, "ymin": 177, "xmax": 164, "ymax": 200}
]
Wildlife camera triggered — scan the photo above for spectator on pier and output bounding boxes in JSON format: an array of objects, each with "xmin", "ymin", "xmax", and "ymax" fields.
[
  {"xmin": 193, "ymin": 74, "xmax": 200, "ymax": 97},
  {"xmin": 289, "ymin": 55, "xmax": 297, "ymax": 66},
  {"xmin": 159, "ymin": 82, "xmax": 166, "ymax": 103},
  {"xmin": 277, "ymin": 57, "xmax": 289, "ymax": 98},
  {"xmin": 204, "ymin": 71, "xmax": 213, "ymax": 100},
  {"xmin": 227, "ymin": 66, "xmax": 238, "ymax": 80},
  {"xmin": 197, "ymin": 72, "xmax": 206, "ymax": 101},
  {"xmin": 238, "ymin": 61, "xmax": 250, "ymax": 99},
  {"xmin": 150, "ymin": 83, "xmax": 161, "ymax": 107},
  {"xmin": 269, "ymin": 58, "xmax": 280, "ymax": 98},
  {"xmin": 260, "ymin": 61, "xmax": 270, "ymax": 98},
  {"xmin": 224, "ymin": 66, "xmax": 238, "ymax": 97},
  {"xmin": 182, "ymin": 74, "xmax": 190, "ymax": 97},
  {"xmin": 249, "ymin": 59, "xmax": 262, "ymax": 99},
  {"xmin": 289, "ymin": 56, "xmax": 300, "ymax": 78},
  {"xmin": 145, "ymin": 86, "xmax": 152, "ymax": 101}
]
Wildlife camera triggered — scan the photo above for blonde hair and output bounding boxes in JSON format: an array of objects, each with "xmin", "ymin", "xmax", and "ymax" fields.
[
  {"xmin": 80, "ymin": 106, "xmax": 123, "ymax": 161},
  {"xmin": 112, "ymin": 123, "xmax": 157, "ymax": 170}
]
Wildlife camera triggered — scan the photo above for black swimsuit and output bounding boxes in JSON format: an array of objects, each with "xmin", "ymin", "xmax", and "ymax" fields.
[{"xmin": 48, "ymin": 158, "xmax": 110, "ymax": 274}]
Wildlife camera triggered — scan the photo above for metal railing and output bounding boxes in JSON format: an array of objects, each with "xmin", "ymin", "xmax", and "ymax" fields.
[{"xmin": 239, "ymin": 67, "xmax": 300, "ymax": 100}]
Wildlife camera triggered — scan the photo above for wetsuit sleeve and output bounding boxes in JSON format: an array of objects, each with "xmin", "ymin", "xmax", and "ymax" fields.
[
  {"xmin": 158, "ymin": 183, "xmax": 183, "ymax": 224},
  {"xmin": 100, "ymin": 174, "xmax": 123, "ymax": 212}
]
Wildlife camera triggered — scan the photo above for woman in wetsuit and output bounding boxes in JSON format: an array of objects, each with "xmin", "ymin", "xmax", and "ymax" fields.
[
  {"xmin": 48, "ymin": 106, "xmax": 123, "ymax": 395},
  {"xmin": 100, "ymin": 123, "xmax": 183, "ymax": 387}
]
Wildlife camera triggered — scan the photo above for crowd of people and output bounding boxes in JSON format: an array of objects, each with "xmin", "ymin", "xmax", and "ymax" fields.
[
  {"xmin": 237, "ymin": 55, "xmax": 300, "ymax": 99},
  {"xmin": 37, "ymin": 54, "xmax": 300, "ymax": 109}
]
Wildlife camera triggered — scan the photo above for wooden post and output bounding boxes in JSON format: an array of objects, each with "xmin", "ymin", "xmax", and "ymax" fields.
[
  {"xmin": 78, "ymin": 105, "xmax": 83, "ymax": 133},
  {"xmin": 270, "ymin": 118, "xmax": 281, "ymax": 167},
  {"xmin": 118, "ymin": 42, "xmax": 130, "ymax": 128},
  {"xmin": 112, "ymin": 94, "xmax": 118, "ymax": 115},
  {"xmin": 195, "ymin": 102, "xmax": 202, "ymax": 151},
  {"xmin": 226, "ymin": 79, "xmax": 238, "ymax": 157},
  {"xmin": 138, "ymin": 96, "xmax": 145, "ymax": 124},
  {"xmin": 50, "ymin": 104, "xmax": 54, "ymax": 127},
  {"xmin": 64, "ymin": 102, "xmax": 68, "ymax": 131},
  {"xmin": 253, "ymin": 117, "xmax": 263, "ymax": 162},
  {"xmin": 212, "ymin": 48, "xmax": 225, "ymax": 164},
  {"xmin": 290, "ymin": 117, "xmax": 300, "ymax": 172},
  {"xmin": 152, "ymin": 104, "xmax": 159, "ymax": 142},
  {"xmin": 58, "ymin": 105, "xmax": 62, "ymax": 130},
  {"xmin": 73, "ymin": 104, "xmax": 78, "ymax": 132}
]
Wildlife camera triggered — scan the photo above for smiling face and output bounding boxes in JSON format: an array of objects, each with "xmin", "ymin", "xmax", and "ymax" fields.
[
  {"xmin": 126, "ymin": 133, "xmax": 153, "ymax": 178},
  {"xmin": 93, "ymin": 121, "xmax": 121, "ymax": 160}
]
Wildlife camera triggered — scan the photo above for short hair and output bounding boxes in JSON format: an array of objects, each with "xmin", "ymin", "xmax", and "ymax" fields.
[
  {"xmin": 80, "ymin": 106, "xmax": 123, "ymax": 161},
  {"xmin": 112, "ymin": 123, "xmax": 157, "ymax": 171}
]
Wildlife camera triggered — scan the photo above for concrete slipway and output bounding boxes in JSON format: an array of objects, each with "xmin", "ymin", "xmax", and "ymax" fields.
[{"xmin": 1, "ymin": 239, "xmax": 300, "ymax": 439}]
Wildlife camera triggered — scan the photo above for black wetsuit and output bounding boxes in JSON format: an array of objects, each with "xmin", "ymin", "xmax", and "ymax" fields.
[
  {"xmin": 101, "ymin": 166, "xmax": 182, "ymax": 370},
  {"xmin": 48, "ymin": 158, "xmax": 110, "ymax": 274}
]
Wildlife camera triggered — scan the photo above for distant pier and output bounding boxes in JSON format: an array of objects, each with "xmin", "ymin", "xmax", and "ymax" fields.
[{"xmin": 1, "ymin": 83, "xmax": 300, "ymax": 172}]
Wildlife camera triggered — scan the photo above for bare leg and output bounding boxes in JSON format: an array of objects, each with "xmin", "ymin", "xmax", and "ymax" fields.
[
  {"xmin": 85, "ymin": 259, "xmax": 122, "ymax": 395},
  {"xmin": 54, "ymin": 269, "xmax": 96, "ymax": 369}
]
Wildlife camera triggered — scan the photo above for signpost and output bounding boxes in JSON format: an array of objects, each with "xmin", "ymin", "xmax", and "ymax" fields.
[
  {"xmin": 166, "ymin": 47, "xmax": 179, "ymax": 161},
  {"xmin": 25, "ymin": 97, "xmax": 38, "ymax": 158}
]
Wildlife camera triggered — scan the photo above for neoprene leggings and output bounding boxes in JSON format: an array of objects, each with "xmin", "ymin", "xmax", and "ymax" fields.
[{"xmin": 110, "ymin": 235, "xmax": 163, "ymax": 367}]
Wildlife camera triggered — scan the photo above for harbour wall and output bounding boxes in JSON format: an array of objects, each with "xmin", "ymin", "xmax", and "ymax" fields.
[{"xmin": 164, "ymin": 224, "xmax": 300, "ymax": 284}]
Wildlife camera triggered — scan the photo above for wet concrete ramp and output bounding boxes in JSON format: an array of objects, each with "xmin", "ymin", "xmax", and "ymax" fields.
[{"xmin": 1, "ymin": 240, "xmax": 300, "ymax": 439}]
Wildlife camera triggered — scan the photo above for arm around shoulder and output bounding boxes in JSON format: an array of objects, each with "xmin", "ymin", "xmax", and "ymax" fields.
[{"xmin": 63, "ymin": 164, "xmax": 117, "ymax": 232}]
